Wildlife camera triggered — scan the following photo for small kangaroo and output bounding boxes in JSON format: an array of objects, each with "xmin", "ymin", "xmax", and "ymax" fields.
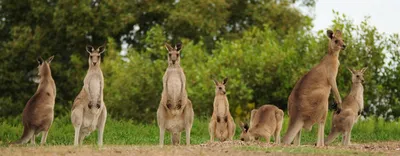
[
  {"xmin": 13, "ymin": 56, "xmax": 56, "ymax": 145},
  {"xmin": 325, "ymin": 67, "xmax": 367, "ymax": 146},
  {"xmin": 157, "ymin": 43, "xmax": 194, "ymax": 146},
  {"xmin": 283, "ymin": 30, "xmax": 346, "ymax": 146},
  {"xmin": 239, "ymin": 105, "xmax": 284, "ymax": 144},
  {"xmin": 209, "ymin": 78, "xmax": 236, "ymax": 142},
  {"xmin": 71, "ymin": 45, "xmax": 107, "ymax": 146}
]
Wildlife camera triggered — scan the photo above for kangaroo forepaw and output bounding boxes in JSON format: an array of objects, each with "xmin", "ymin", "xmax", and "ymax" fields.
[{"xmin": 96, "ymin": 100, "xmax": 101, "ymax": 109}]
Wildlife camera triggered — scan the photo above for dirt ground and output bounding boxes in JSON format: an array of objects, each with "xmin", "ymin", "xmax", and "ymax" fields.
[{"xmin": 1, "ymin": 141, "xmax": 400, "ymax": 156}]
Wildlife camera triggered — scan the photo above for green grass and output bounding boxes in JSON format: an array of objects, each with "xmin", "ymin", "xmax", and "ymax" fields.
[{"xmin": 0, "ymin": 112, "xmax": 399, "ymax": 146}]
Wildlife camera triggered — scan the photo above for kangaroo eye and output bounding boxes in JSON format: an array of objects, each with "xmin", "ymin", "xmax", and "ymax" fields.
[
  {"xmin": 335, "ymin": 40, "xmax": 339, "ymax": 44},
  {"xmin": 169, "ymin": 53, "xmax": 172, "ymax": 57},
  {"xmin": 356, "ymin": 75, "xmax": 359, "ymax": 78},
  {"xmin": 219, "ymin": 87, "xmax": 222, "ymax": 90}
]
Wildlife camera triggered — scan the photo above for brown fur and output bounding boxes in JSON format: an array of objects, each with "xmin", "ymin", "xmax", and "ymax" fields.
[
  {"xmin": 239, "ymin": 105, "xmax": 284, "ymax": 144},
  {"xmin": 283, "ymin": 30, "xmax": 346, "ymax": 146},
  {"xmin": 14, "ymin": 56, "xmax": 56, "ymax": 145},
  {"xmin": 157, "ymin": 43, "xmax": 194, "ymax": 146},
  {"xmin": 209, "ymin": 78, "xmax": 236, "ymax": 142},
  {"xmin": 71, "ymin": 45, "xmax": 107, "ymax": 146},
  {"xmin": 325, "ymin": 67, "xmax": 367, "ymax": 146}
]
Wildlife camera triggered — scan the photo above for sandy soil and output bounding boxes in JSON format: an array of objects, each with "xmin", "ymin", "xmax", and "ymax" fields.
[{"xmin": 1, "ymin": 141, "xmax": 400, "ymax": 156}]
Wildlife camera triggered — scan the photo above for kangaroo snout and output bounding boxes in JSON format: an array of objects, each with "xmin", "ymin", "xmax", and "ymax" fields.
[{"xmin": 342, "ymin": 44, "xmax": 346, "ymax": 50}]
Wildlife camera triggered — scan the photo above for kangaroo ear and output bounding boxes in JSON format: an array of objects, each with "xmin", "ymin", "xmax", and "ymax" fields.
[
  {"xmin": 240, "ymin": 122, "xmax": 245, "ymax": 131},
  {"xmin": 327, "ymin": 30, "xmax": 334, "ymax": 39},
  {"xmin": 347, "ymin": 67, "xmax": 355, "ymax": 74},
  {"xmin": 213, "ymin": 79, "xmax": 219, "ymax": 85},
  {"xmin": 243, "ymin": 123, "xmax": 249, "ymax": 132},
  {"xmin": 361, "ymin": 67, "xmax": 368, "ymax": 73},
  {"xmin": 335, "ymin": 30, "xmax": 343, "ymax": 37},
  {"xmin": 46, "ymin": 55, "xmax": 54, "ymax": 64},
  {"xmin": 223, "ymin": 77, "xmax": 228, "ymax": 85},
  {"xmin": 98, "ymin": 45, "xmax": 106, "ymax": 54},
  {"xmin": 86, "ymin": 45, "xmax": 94, "ymax": 54},
  {"xmin": 37, "ymin": 56, "xmax": 44, "ymax": 65},
  {"xmin": 175, "ymin": 42, "xmax": 182, "ymax": 51},
  {"xmin": 165, "ymin": 43, "xmax": 174, "ymax": 52}
]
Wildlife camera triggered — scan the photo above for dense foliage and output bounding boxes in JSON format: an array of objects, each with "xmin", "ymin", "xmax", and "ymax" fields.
[{"xmin": 0, "ymin": 1, "xmax": 399, "ymax": 122}]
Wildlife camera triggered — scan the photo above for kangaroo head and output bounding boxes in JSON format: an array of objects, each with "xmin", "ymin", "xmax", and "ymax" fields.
[
  {"xmin": 348, "ymin": 67, "xmax": 367, "ymax": 84},
  {"xmin": 86, "ymin": 45, "xmax": 105, "ymax": 67},
  {"xmin": 327, "ymin": 30, "xmax": 346, "ymax": 54},
  {"xmin": 37, "ymin": 56, "xmax": 54, "ymax": 77},
  {"xmin": 213, "ymin": 78, "xmax": 228, "ymax": 95},
  {"xmin": 239, "ymin": 122, "xmax": 251, "ymax": 141},
  {"xmin": 165, "ymin": 43, "xmax": 182, "ymax": 66}
]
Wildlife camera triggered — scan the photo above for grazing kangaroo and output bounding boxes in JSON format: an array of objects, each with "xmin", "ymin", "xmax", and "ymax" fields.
[
  {"xmin": 157, "ymin": 43, "xmax": 194, "ymax": 146},
  {"xmin": 71, "ymin": 45, "xmax": 107, "ymax": 146},
  {"xmin": 239, "ymin": 105, "xmax": 284, "ymax": 144},
  {"xmin": 325, "ymin": 67, "xmax": 367, "ymax": 146},
  {"xmin": 209, "ymin": 78, "xmax": 235, "ymax": 142},
  {"xmin": 13, "ymin": 56, "xmax": 56, "ymax": 145},
  {"xmin": 282, "ymin": 30, "xmax": 346, "ymax": 146}
]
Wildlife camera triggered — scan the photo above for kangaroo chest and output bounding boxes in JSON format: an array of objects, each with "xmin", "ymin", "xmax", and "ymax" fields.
[
  {"xmin": 215, "ymin": 96, "xmax": 228, "ymax": 117},
  {"xmin": 85, "ymin": 73, "xmax": 103, "ymax": 99},
  {"xmin": 166, "ymin": 70, "xmax": 183, "ymax": 102}
]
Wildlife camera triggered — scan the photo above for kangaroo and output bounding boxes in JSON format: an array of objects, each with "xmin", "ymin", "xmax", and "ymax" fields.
[
  {"xmin": 157, "ymin": 43, "xmax": 194, "ymax": 146},
  {"xmin": 71, "ymin": 45, "xmax": 107, "ymax": 146},
  {"xmin": 209, "ymin": 78, "xmax": 236, "ymax": 142},
  {"xmin": 282, "ymin": 30, "xmax": 346, "ymax": 146},
  {"xmin": 239, "ymin": 105, "xmax": 284, "ymax": 144},
  {"xmin": 325, "ymin": 67, "xmax": 367, "ymax": 146},
  {"xmin": 13, "ymin": 56, "xmax": 56, "ymax": 145}
]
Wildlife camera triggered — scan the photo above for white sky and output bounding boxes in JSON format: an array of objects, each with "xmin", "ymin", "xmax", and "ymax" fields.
[{"xmin": 303, "ymin": 0, "xmax": 400, "ymax": 34}]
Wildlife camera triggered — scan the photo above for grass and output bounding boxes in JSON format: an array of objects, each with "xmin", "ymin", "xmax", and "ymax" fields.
[{"xmin": 0, "ymin": 112, "xmax": 399, "ymax": 146}]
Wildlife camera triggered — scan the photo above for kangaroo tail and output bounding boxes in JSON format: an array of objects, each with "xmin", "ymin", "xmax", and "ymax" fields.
[{"xmin": 12, "ymin": 127, "xmax": 34, "ymax": 144}]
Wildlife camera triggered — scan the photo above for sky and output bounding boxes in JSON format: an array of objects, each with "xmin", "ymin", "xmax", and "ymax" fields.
[{"xmin": 302, "ymin": 0, "xmax": 400, "ymax": 34}]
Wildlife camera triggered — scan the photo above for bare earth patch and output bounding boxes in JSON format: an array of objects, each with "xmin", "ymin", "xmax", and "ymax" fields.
[{"xmin": 1, "ymin": 141, "xmax": 399, "ymax": 156}]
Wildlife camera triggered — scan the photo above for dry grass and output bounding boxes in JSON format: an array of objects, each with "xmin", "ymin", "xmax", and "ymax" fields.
[{"xmin": 2, "ymin": 141, "xmax": 400, "ymax": 156}]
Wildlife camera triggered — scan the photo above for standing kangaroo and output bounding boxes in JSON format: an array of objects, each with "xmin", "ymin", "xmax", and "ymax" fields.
[
  {"xmin": 157, "ymin": 43, "xmax": 194, "ymax": 146},
  {"xmin": 325, "ymin": 67, "xmax": 367, "ymax": 146},
  {"xmin": 283, "ymin": 30, "xmax": 346, "ymax": 146},
  {"xmin": 209, "ymin": 78, "xmax": 235, "ymax": 142},
  {"xmin": 239, "ymin": 105, "xmax": 284, "ymax": 144},
  {"xmin": 13, "ymin": 56, "xmax": 56, "ymax": 145},
  {"xmin": 71, "ymin": 45, "xmax": 107, "ymax": 146}
]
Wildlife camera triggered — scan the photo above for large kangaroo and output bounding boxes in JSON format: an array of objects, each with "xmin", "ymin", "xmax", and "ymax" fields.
[
  {"xmin": 209, "ymin": 78, "xmax": 235, "ymax": 142},
  {"xmin": 13, "ymin": 56, "xmax": 56, "ymax": 145},
  {"xmin": 157, "ymin": 43, "xmax": 194, "ymax": 146},
  {"xmin": 325, "ymin": 67, "xmax": 367, "ymax": 146},
  {"xmin": 282, "ymin": 30, "xmax": 346, "ymax": 146},
  {"xmin": 71, "ymin": 45, "xmax": 107, "ymax": 146},
  {"xmin": 239, "ymin": 105, "xmax": 284, "ymax": 144}
]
